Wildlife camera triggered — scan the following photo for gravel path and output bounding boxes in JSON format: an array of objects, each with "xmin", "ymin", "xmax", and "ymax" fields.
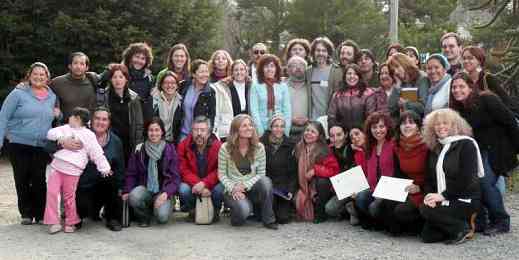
[{"xmin": 1, "ymin": 159, "xmax": 518, "ymax": 260}]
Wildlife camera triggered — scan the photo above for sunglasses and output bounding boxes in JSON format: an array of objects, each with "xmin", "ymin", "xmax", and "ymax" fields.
[{"xmin": 254, "ymin": 50, "xmax": 266, "ymax": 55}]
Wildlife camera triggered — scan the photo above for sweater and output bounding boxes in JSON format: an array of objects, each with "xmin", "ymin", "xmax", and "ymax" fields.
[
  {"xmin": 47, "ymin": 124, "xmax": 111, "ymax": 175},
  {"xmin": 0, "ymin": 83, "xmax": 56, "ymax": 149},
  {"xmin": 366, "ymin": 140, "xmax": 396, "ymax": 191},
  {"xmin": 78, "ymin": 131, "xmax": 125, "ymax": 190},
  {"xmin": 217, "ymin": 142, "xmax": 266, "ymax": 193},
  {"xmin": 50, "ymin": 73, "xmax": 97, "ymax": 119},
  {"xmin": 395, "ymin": 140, "xmax": 428, "ymax": 206},
  {"xmin": 178, "ymin": 134, "xmax": 222, "ymax": 190},
  {"xmin": 249, "ymin": 81, "xmax": 292, "ymax": 136}
]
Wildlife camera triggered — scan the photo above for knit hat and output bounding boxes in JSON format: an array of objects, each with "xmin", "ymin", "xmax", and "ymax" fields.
[
  {"xmin": 404, "ymin": 46, "xmax": 420, "ymax": 60},
  {"xmin": 426, "ymin": 53, "xmax": 450, "ymax": 71},
  {"xmin": 268, "ymin": 113, "xmax": 285, "ymax": 130}
]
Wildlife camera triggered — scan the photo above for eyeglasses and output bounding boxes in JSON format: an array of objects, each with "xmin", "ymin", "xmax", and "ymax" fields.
[{"xmin": 254, "ymin": 50, "xmax": 266, "ymax": 55}]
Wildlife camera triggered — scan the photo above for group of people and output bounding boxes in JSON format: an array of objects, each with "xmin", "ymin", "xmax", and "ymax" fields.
[{"xmin": 0, "ymin": 31, "xmax": 518, "ymax": 245}]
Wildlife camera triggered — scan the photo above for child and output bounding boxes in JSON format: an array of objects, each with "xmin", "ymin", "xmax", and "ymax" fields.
[{"xmin": 44, "ymin": 107, "xmax": 111, "ymax": 234}]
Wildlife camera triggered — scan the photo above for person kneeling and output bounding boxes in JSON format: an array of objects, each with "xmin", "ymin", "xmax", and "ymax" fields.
[
  {"xmin": 218, "ymin": 114, "xmax": 278, "ymax": 230},
  {"xmin": 122, "ymin": 118, "xmax": 181, "ymax": 227},
  {"xmin": 178, "ymin": 116, "xmax": 224, "ymax": 223}
]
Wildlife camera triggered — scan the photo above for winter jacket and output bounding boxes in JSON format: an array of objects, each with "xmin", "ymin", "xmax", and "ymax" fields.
[
  {"xmin": 249, "ymin": 81, "xmax": 292, "ymax": 136},
  {"xmin": 124, "ymin": 142, "xmax": 181, "ymax": 198},
  {"xmin": 309, "ymin": 149, "xmax": 340, "ymax": 178},
  {"xmin": 260, "ymin": 133, "xmax": 297, "ymax": 193},
  {"xmin": 0, "ymin": 83, "xmax": 56, "ymax": 149},
  {"xmin": 424, "ymin": 140, "xmax": 481, "ymax": 201},
  {"xmin": 101, "ymin": 88, "xmax": 144, "ymax": 153},
  {"xmin": 177, "ymin": 134, "xmax": 222, "ymax": 190},
  {"xmin": 327, "ymin": 87, "xmax": 375, "ymax": 131},
  {"xmin": 365, "ymin": 140, "xmax": 396, "ymax": 191},
  {"xmin": 212, "ymin": 82, "xmax": 235, "ymax": 139},
  {"xmin": 456, "ymin": 93, "xmax": 519, "ymax": 175}
]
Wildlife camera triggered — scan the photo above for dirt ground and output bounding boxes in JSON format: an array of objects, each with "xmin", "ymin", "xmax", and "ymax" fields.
[{"xmin": 1, "ymin": 159, "xmax": 518, "ymax": 260}]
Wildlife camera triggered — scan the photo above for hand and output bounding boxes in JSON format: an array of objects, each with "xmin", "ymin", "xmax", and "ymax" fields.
[
  {"xmin": 154, "ymin": 192, "xmax": 168, "ymax": 209},
  {"xmin": 232, "ymin": 183, "xmax": 246, "ymax": 194},
  {"xmin": 101, "ymin": 170, "xmax": 113, "ymax": 178},
  {"xmin": 423, "ymin": 193, "xmax": 445, "ymax": 208},
  {"xmin": 121, "ymin": 193, "xmax": 129, "ymax": 201},
  {"xmin": 232, "ymin": 190, "xmax": 245, "ymax": 201},
  {"xmin": 53, "ymin": 108, "xmax": 61, "ymax": 118},
  {"xmin": 405, "ymin": 184, "xmax": 420, "ymax": 194},
  {"xmin": 60, "ymin": 137, "xmax": 83, "ymax": 151},
  {"xmin": 201, "ymin": 188, "xmax": 211, "ymax": 197},
  {"xmin": 398, "ymin": 98, "xmax": 407, "ymax": 109},
  {"xmin": 305, "ymin": 169, "xmax": 315, "ymax": 180},
  {"xmin": 192, "ymin": 182, "xmax": 206, "ymax": 194},
  {"xmin": 293, "ymin": 116, "xmax": 308, "ymax": 126}
]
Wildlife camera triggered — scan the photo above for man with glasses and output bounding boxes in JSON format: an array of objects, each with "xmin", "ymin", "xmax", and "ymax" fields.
[
  {"xmin": 287, "ymin": 56, "xmax": 311, "ymax": 140},
  {"xmin": 440, "ymin": 32, "xmax": 463, "ymax": 76},
  {"xmin": 249, "ymin": 42, "xmax": 268, "ymax": 83}
]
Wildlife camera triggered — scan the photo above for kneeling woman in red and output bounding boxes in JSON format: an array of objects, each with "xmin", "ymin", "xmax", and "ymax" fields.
[{"xmin": 295, "ymin": 121, "xmax": 340, "ymax": 223}]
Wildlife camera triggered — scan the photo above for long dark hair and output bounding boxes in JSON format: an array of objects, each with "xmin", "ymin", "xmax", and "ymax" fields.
[
  {"xmin": 296, "ymin": 121, "xmax": 329, "ymax": 163},
  {"xmin": 342, "ymin": 64, "xmax": 368, "ymax": 97},
  {"xmin": 449, "ymin": 72, "xmax": 482, "ymax": 111}
]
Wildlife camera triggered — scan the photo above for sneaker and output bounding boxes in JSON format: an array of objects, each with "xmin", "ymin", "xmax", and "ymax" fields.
[
  {"xmin": 20, "ymin": 218, "xmax": 32, "ymax": 225},
  {"xmin": 345, "ymin": 202, "xmax": 360, "ymax": 226},
  {"xmin": 444, "ymin": 230, "xmax": 471, "ymax": 245},
  {"xmin": 48, "ymin": 224, "xmax": 62, "ymax": 234},
  {"xmin": 138, "ymin": 220, "xmax": 150, "ymax": 228},
  {"xmin": 483, "ymin": 225, "xmax": 510, "ymax": 236},
  {"xmin": 64, "ymin": 225, "xmax": 76, "ymax": 233}
]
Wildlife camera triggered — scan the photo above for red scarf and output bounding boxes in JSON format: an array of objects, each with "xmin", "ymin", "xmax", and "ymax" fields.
[
  {"xmin": 396, "ymin": 133, "xmax": 428, "ymax": 206},
  {"xmin": 265, "ymin": 78, "xmax": 276, "ymax": 111}
]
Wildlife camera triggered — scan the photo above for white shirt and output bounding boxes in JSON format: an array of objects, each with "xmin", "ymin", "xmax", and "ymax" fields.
[{"xmin": 234, "ymin": 81, "xmax": 247, "ymax": 111}]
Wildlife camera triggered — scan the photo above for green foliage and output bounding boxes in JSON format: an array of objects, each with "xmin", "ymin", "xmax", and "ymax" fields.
[{"xmin": 0, "ymin": 0, "xmax": 223, "ymax": 94}]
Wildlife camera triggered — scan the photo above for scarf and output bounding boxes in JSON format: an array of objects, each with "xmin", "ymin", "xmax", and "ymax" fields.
[
  {"xmin": 436, "ymin": 136, "xmax": 484, "ymax": 197},
  {"xmin": 268, "ymin": 134, "xmax": 283, "ymax": 153},
  {"xmin": 425, "ymin": 74, "xmax": 451, "ymax": 114},
  {"xmin": 398, "ymin": 133, "xmax": 424, "ymax": 152},
  {"xmin": 145, "ymin": 140, "xmax": 166, "ymax": 193},
  {"xmin": 295, "ymin": 144, "xmax": 317, "ymax": 221},
  {"xmin": 265, "ymin": 79, "xmax": 276, "ymax": 111},
  {"xmin": 158, "ymin": 92, "xmax": 180, "ymax": 142}
]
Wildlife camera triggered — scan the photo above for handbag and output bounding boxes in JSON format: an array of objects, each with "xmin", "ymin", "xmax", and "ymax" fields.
[{"xmin": 195, "ymin": 195, "xmax": 214, "ymax": 225}]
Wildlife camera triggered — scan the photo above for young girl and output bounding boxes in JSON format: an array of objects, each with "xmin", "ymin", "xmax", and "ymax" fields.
[{"xmin": 44, "ymin": 107, "xmax": 111, "ymax": 234}]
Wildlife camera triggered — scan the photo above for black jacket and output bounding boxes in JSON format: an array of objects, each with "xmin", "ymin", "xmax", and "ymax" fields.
[
  {"xmin": 260, "ymin": 132, "xmax": 298, "ymax": 193},
  {"xmin": 173, "ymin": 81, "xmax": 216, "ymax": 142},
  {"xmin": 424, "ymin": 139, "xmax": 481, "ymax": 201},
  {"xmin": 457, "ymin": 93, "xmax": 519, "ymax": 175}
]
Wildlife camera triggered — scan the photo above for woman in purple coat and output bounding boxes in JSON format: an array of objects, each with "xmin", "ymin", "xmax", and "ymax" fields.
[{"xmin": 122, "ymin": 117, "xmax": 180, "ymax": 227}]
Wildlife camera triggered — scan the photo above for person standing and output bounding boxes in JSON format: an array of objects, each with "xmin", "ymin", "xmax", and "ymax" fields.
[
  {"xmin": 286, "ymin": 56, "xmax": 311, "ymax": 140},
  {"xmin": 306, "ymin": 37, "xmax": 343, "ymax": 119},
  {"xmin": 0, "ymin": 62, "xmax": 57, "ymax": 225},
  {"xmin": 249, "ymin": 43, "xmax": 268, "ymax": 83},
  {"xmin": 51, "ymin": 52, "xmax": 97, "ymax": 119},
  {"xmin": 440, "ymin": 32, "xmax": 463, "ymax": 76}
]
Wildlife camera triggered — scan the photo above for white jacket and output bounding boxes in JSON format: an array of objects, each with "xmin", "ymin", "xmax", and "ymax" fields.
[{"xmin": 212, "ymin": 82, "xmax": 235, "ymax": 139}]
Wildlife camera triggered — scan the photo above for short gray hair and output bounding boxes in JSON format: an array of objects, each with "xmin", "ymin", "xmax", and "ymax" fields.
[{"xmin": 192, "ymin": 115, "xmax": 212, "ymax": 130}]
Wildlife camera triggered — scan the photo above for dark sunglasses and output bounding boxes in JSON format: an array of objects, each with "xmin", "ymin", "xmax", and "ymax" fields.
[{"xmin": 254, "ymin": 50, "xmax": 266, "ymax": 55}]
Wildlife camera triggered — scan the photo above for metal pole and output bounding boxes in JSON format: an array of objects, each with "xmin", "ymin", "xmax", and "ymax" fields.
[{"xmin": 389, "ymin": 0, "xmax": 399, "ymax": 43}]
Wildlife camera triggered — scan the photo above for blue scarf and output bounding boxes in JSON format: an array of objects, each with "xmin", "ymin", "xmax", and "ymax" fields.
[{"xmin": 425, "ymin": 73, "xmax": 451, "ymax": 114}]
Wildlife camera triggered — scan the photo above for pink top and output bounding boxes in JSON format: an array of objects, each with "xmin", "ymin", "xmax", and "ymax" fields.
[
  {"xmin": 33, "ymin": 87, "xmax": 49, "ymax": 101},
  {"xmin": 47, "ymin": 124, "xmax": 110, "ymax": 176}
]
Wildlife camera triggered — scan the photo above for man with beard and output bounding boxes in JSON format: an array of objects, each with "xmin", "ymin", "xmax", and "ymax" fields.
[
  {"xmin": 305, "ymin": 37, "xmax": 343, "ymax": 120},
  {"xmin": 287, "ymin": 56, "xmax": 311, "ymax": 141},
  {"xmin": 177, "ymin": 116, "xmax": 224, "ymax": 223},
  {"xmin": 338, "ymin": 40, "xmax": 361, "ymax": 68},
  {"xmin": 440, "ymin": 32, "xmax": 463, "ymax": 76}
]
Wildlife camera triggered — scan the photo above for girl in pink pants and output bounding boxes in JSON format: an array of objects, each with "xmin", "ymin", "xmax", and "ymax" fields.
[{"xmin": 44, "ymin": 107, "xmax": 111, "ymax": 234}]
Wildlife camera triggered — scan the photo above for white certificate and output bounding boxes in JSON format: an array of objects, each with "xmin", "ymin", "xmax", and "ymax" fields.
[
  {"xmin": 330, "ymin": 166, "xmax": 370, "ymax": 200},
  {"xmin": 373, "ymin": 176, "xmax": 414, "ymax": 202}
]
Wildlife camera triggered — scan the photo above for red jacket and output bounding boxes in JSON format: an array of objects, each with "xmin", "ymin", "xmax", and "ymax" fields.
[
  {"xmin": 314, "ymin": 149, "xmax": 340, "ymax": 178},
  {"xmin": 177, "ymin": 134, "xmax": 222, "ymax": 190}
]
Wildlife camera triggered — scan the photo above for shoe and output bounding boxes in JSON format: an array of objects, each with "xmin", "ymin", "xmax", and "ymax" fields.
[
  {"xmin": 106, "ymin": 220, "xmax": 122, "ymax": 232},
  {"xmin": 48, "ymin": 224, "xmax": 62, "ymax": 234},
  {"xmin": 368, "ymin": 199, "xmax": 383, "ymax": 218},
  {"xmin": 64, "ymin": 225, "xmax": 76, "ymax": 233},
  {"xmin": 75, "ymin": 220, "xmax": 83, "ymax": 230},
  {"xmin": 20, "ymin": 218, "xmax": 32, "ymax": 225},
  {"xmin": 186, "ymin": 210, "xmax": 195, "ymax": 222},
  {"xmin": 263, "ymin": 222, "xmax": 279, "ymax": 230},
  {"xmin": 483, "ymin": 225, "xmax": 510, "ymax": 236},
  {"xmin": 138, "ymin": 220, "xmax": 150, "ymax": 227},
  {"xmin": 444, "ymin": 230, "xmax": 471, "ymax": 245},
  {"xmin": 313, "ymin": 215, "xmax": 328, "ymax": 224}
]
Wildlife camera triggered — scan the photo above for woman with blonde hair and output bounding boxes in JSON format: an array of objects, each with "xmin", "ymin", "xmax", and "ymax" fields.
[
  {"xmin": 218, "ymin": 114, "xmax": 278, "ymax": 229},
  {"xmin": 420, "ymin": 108, "xmax": 483, "ymax": 244},
  {"xmin": 208, "ymin": 49, "xmax": 233, "ymax": 83}
]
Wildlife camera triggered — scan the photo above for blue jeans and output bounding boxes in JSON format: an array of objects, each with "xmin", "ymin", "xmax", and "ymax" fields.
[
  {"xmin": 479, "ymin": 152, "xmax": 510, "ymax": 228},
  {"xmin": 128, "ymin": 186, "xmax": 172, "ymax": 224},
  {"xmin": 178, "ymin": 182, "xmax": 224, "ymax": 212},
  {"xmin": 355, "ymin": 189, "xmax": 374, "ymax": 216}
]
